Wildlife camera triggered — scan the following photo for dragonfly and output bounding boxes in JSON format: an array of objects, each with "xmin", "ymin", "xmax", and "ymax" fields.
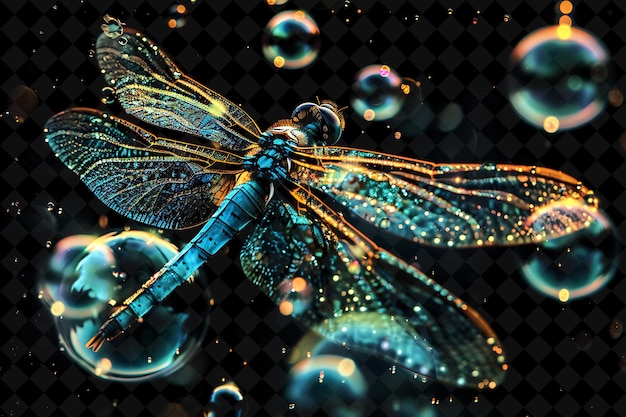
[{"xmin": 44, "ymin": 27, "xmax": 598, "ymax": 388}]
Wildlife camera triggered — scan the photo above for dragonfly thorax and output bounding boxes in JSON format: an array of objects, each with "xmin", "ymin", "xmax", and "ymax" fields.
[{"xmin": 246, "ymin": 131, "xmax": 296, "ymax": 183}]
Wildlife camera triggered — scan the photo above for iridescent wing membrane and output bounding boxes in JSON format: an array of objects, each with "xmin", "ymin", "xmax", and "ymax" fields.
[
  {"xmin": 45, "ymin": 29, "xmax": 263, "ymax": 229},
  {"xmin": 45, "ymin": 27, "xmax": 598, "ymax": 388},
  {"xmin": 45, "ymin": 109, "xmax": 245, "ymax": 229}
]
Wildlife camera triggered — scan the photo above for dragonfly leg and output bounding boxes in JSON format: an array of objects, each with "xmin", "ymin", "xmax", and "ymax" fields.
[{"xmin": 87, "ymin": 180, "xmax": 268, "ymax": 351}]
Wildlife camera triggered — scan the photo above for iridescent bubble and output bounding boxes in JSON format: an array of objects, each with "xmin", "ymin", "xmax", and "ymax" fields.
[
  {"xmin": 436, "ymin": 102, "xmax": 463, "ymax": 132},
  {"xmin": 351, "ymin": 65, "xmax": 404, "ymax": 121},
  {"xmin": 166, "ymin": 4, "xmax": 188, "ymax": 29},
  {"xmin": 40, "ymin": 231, "xmax": 210, "ymax": 381},
  {"xmin": 100, "ymin": 86, "xmax": 116, "ymax": 105},
  {"xmin": 508, "ymin": 25, "xmax": 610, "ymax": 130},
  {"xmin": 6, "ymin": 85, "xmax": 38, "ymax": 120},
  {"xmin": 286, "ymin": 355, "xmax": 367, "ymax": 417},
  {"xmin": 205, "ymin": 383, "xmax": 247, "ymax": 417},
  {"xmin": 277, "ymin": 277, "xmax": 313, "ymax": 317},
  {"xmin": 262, "ymin": 10, "xmax": 320, "ymax": 69},
  {"xmin": 608, "ymin": 320, "xmax": 623, "ymax": 339},
  {"xmin": 520, "ymin": 209, "xmax": 618, "ymax": 301}
]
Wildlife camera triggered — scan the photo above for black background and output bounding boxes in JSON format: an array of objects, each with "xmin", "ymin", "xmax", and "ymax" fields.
[{"xmin": 2, "ymin": 1, "xmax": 625, "ymax": 416}]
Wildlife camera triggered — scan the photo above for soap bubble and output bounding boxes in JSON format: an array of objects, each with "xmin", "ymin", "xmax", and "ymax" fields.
[
  {"xmin": 40, "ymin": 231, "xmax": 210, "ymax": 381},
  {"xmin": 508, "ymin": 25, "xmax": 610, "ymax": 130},
  {"xmin": 166, "ymin": 4, "xmax": 188, "ymax": 29},
  {"xmin": 205, "ymin": 382, "xmax": 247, "ymax": 417},
  {"xmin": 351, "ymin": 65, "xmax": 404, "ymax": 121},
  {"xmin": 520, "ymin": 208, "xmax": 618, "ymax": 301},
  {"xmin": 262, "ymin": 10, "xmax": 320, "ymax": 69},
  {"xmin": 277, "ymin": 277, "xmax": 313, "ymax": 317},
  {"xmin": 286, "ymin": 355, "xmax": 367, "ymax": 417}
]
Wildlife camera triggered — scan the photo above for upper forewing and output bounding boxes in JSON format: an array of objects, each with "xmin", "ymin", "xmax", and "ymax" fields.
[
  {"xmin": 291, "ymin": 147, "xmax": 598, "ymax": 247},
  {"xmin": 96, "ymin": 29, "xmax": 261, "ymax": 151},
  {"xmin": 45, "ymin": 108, "xmax": 243, "ymax": 229}
]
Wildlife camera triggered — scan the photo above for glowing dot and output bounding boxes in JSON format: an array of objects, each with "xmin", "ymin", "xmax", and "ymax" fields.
[
  {"xmin": 337, "ymin": 358, "xmax": 356, "ymax": 377},
  {"xmin": 50, "ymin": 301, "xmax": 65, "ymax": 316},
  {"xmin": 363, "ymin": 109, "xmax": 376, "ymax": 121},
  {"xmin": 559, "ymin": 15, "xmax": 572, "ymax": 26},
  {"xmin": 560, "ymin": 1, "xmax": 573, "ymax": 14},
  {"xmin": 559, "ymin": 288, "xmax": 570, "ymax": 302},
  {"xmin": 176, "ymin": 4, "xmax": 186, "ymax": 14},
  {"xmin": 503, "ymin": 14, "xmax": 511, "ymax": 23},
  {"xmin": 379, "ymin": 65, "xmax": 391, "ymax": 77},
  {"xmin": 543, "ymin": 116, "xmax": 560, "ymax": 133},
  {"xmin": 273, "ymin": 56, "xmax": 285, "ymax": 68},
  {"xmin": 292, "ymin": 277, "xmax": 307, "ymax": 292},
  {"xmin": 167, "ymin": 19, "xmax": 177, "ymax": 29},
  {"xmin": 557, "ymin": 24, "xmax": 572, "ymax": 40},
  {"xmin": 279, "ymin": 300, "xmax": 294, "ymax": 315},
  {"xmin": 94, "ymin": 358, "xmax": 112, "ymax": 376}
]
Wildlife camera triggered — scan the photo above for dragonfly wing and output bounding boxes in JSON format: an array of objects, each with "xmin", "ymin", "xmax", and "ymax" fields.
[
  {"xmin": 96, "ymin": 29, "xmax": 261, "ymax": 151},
  {"xmin": 45, "ymin": 108, "xmax": 243, "ymax": 229},
  {"xmin": 293, "ymin": 147, "xmax": 598, "ymax": 247},
  {"xmin": 241, "ymin": 197, "xmax": 505, "ymax": 387}
]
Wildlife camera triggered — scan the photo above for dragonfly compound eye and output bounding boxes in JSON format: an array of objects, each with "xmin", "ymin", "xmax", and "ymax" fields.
[{"xmin": 291, "ymin": 102, "xmax": 343, "ymax": 145}]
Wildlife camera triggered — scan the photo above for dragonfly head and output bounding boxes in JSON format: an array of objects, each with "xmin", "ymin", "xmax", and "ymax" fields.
[{"xmin": 291, "ymin": 101, "xmax": 344, "ymax": 146}]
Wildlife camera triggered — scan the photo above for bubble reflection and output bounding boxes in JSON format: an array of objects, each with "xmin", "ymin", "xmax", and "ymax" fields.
[
  {"xmin": 262, "ymin": 10, "xmax": 320, "ymax": 69},
  {"xmin": 521, "ymin": 208, "xmax": 618, "ymax": 301},
  {"xmin": 508, "ymin": 25, "xmax": 610, "ymax": 130},
  {"xmin": 40, "ymin": 231, "xmax": 210, "ymax": 381}
]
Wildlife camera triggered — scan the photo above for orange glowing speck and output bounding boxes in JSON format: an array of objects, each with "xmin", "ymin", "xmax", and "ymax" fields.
[{"xmin": 559, "ymin": 1, "xmax": 573, "ymax": 14}]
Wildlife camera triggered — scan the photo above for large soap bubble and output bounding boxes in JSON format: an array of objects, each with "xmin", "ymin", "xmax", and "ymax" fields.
[
  {"xmin": 40, "ymin": 231, "xmax": 210, "ymax": 381},
  {"xmin": 520, "ymin": 208, "xmax": 618, "ymax": 302},
  {"xmin": 262, "ymin": 10, "xmax": 320, "ymax": 69},
  {"xmin": 508, "ymin": 25, "xmax": 610, "ymax": 131}
]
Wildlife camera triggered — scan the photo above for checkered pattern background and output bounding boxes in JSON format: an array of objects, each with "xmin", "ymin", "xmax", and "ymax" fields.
[{"xmin": 2, "ymin": 0, "xmax": 626, "ymax": 416}]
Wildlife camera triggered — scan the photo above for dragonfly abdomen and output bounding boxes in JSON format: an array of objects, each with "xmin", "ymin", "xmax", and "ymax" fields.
[{"xmin": 87, "ymin": 180, "xmax": 268, "ymax": 351}]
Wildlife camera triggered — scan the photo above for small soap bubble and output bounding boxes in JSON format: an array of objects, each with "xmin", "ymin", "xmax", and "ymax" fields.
[
  {"xmin": 608, "ymin": 88, "xmax": 624, "ymax": 107},
  {"xmin": 166, "ymin": 4, "xmax": 188, "ymax": 29},
  {"xmin": 503, "ymin": 14, "xmax": 511, "ymax": 22},
  {"xmin": 508, "ymin": 25, "xmax": 610, "ymax": 130},
  {"xmin": 351, "ymin": 65, "xmax": 403, "ymax": 121},
  {"xmin": 521, "ymin": 209, "xmax": 618, "ymax": 301},
  {"xmin": 7, "ymin": 86, "xmax": 38, "ymax": 121},
  {"xmin": 287, "ymin": 356, "xmax": 366, "ymax": 415},
  {"xmin": 206, "ymin": 383, "xmax": 246, "ymax": 417},
  {"xmin": 262, "ymin": 10, "xmax": 320, "ymax": 69},
  {"xmin": 609, "ymin": 320, "xmax": 623, "ymax": 339},
  {"xmin": 277, "ymin": 277, "xmax": 313, "ymax": 317},
  {"xmin": 47, "ymin": 202, "xmax": 55, "ymax": 212},
  {"xmin": 101, "ymin": 87, "xmax": 116, "ymax": 105}
]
